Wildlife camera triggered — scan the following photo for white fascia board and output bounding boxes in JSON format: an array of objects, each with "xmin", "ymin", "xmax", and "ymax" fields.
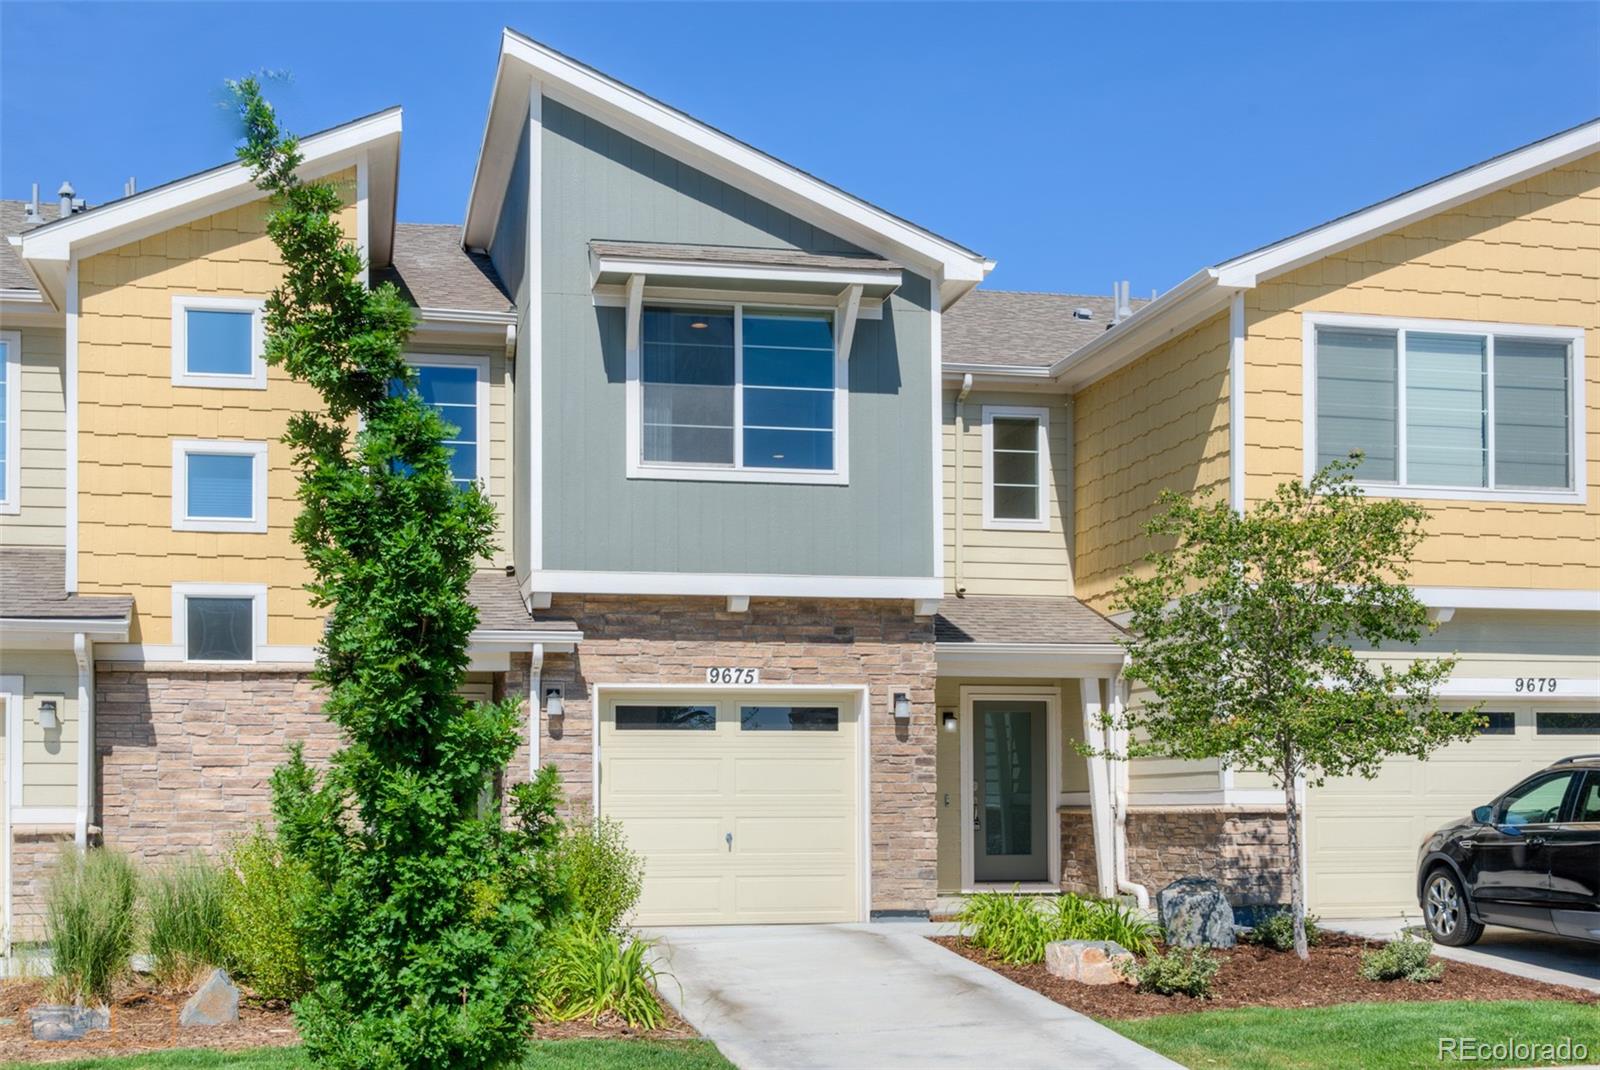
[
  {"xmin": 591, "ymin": 254, "xmax": 902, "ymax": 292},
  {"xmin": 1413, "ymin": 587, "xmax": 1600, "ymax": 613},
  {"xmin": 936, "ymin": 642, "xmax": 1126, "ymax": 679},
  {"xmin": 1216, "ymin": 118, "xmax": 1600, "ymax": 288},
  {"xmin": 21, "ymin": 109, "xmax": 403, "ymax": 270},
  {"xmin": 469, "ymin": 628, "xmax": 582, "ymax": 652},
  {"xmin": 0, "ymin": 618, "xmax": 130, "ymax": 645},
  {"xmin": 467, "ymin": 30, "xmax": 990, "ymax": 283},
  {"xmin": 414, "ymin": 307, "xmax": 519, "ymax": 327},
  {"xmin": 527, "ymin": 569, "xmax": 942, "ymax": 601},
  {"xmin": 941, "ymin": 363, "xmax": 1057, "ymax": 386},
  {"xmin": 1047, "ymin": 268, "xmax": 1230, "ymax": 390}
]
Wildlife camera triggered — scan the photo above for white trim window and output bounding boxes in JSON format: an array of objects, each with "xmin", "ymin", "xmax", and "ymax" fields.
[
  {"xmin": 171, "ymin": 439, "xmax": 267, "ymax": 533},
  {"xmin": 171, "ymin": 295, "xmax": 267, "ymax": 389},
  {"xmin": 0, "ymin": 330, "xmax": 20, "ymax": 514},
  {"xmin": 172, "ymin": 583, "xmax": 267, "ymax": 663},
  {"xmin": 627, "ymin": 304, "xmax": 848, "ymax": 485},
  {"xmin": 981, "ymin": 405, "xmax": 1050, "ymax": 530},
  {"xmin": 400, "ymin": 354, "xmax": 490, "ymax": 492},
  {"xmin": 1306, "ymin": 313, "xmax": 1585, "ymax": 504}
]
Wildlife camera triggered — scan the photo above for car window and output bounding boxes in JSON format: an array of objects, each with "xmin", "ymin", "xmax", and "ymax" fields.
[
  {"xmin": 1498, "ymin": 773, "xmax": 1576, "ymax": 826},
  {"xmin": 1577, "ymin": 774, "xmax": 1600, "ymax": 823}
]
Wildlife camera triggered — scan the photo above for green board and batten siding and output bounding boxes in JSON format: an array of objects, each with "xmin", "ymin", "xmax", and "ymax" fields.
[{"xmin": 536, "ymin": 98, "xmax": 937, "ymax": 579}]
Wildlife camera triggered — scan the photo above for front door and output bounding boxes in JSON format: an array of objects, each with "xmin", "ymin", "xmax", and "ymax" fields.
[{"xmin": 972, "ymin": 699, "xmax": 1047, "ymax": 883}]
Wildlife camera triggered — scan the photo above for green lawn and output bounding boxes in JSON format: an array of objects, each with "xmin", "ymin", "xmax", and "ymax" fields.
[
  {"xmin": 1, "ymin": 1038, "xmax": 732, "ymax": 1070},
  {"xmin": 1108, "ymin": 1000, "xmax": 1600, "ymax": 1070}
]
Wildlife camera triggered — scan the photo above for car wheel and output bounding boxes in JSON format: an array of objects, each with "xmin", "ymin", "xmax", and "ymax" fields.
[{"xmin": 1423, "ymin": 868, "xmax": 1484, "ymax": 947}]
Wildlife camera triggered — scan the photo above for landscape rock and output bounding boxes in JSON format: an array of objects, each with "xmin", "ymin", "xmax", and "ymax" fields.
[
  {"xmin": 1157, "ymin": 876, "xmax": 1236, "ymax": 948},
  {"xmin": 179, "ymin": 968, "xmax": 240, "ymax": 1028},
  {"xmin": 28, "ymin": 1004, "xmax": 109, "ymax": 1041},
  {"xmin": 1044, "ymin": 939, "xmax": 1135, "ymax": 985}
]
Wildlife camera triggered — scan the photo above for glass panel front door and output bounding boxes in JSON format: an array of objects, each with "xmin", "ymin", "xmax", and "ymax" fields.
[{"xmin": 973, "ymin": 699, "xmax": 1048, "ymax": 882}]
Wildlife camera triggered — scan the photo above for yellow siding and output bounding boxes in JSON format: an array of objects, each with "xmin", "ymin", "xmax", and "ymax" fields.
[
  {"xmin": 0, "ymin": 326, "xmax": 66, "ymax": 547},
  {"xmin": 943, "ymin": 389, "xmax": 1072, "ymax": 596},
  {"xmin": 1, "ymin": 650, "xmax": 79, "ymax": 811},
  {"xmin": 1245, "ymin": 153, "xmax": 1600, "ymax": 590},
  {"xmin": 1072, "ymin": 314, "xmax": 1231, "ymax": 611}
]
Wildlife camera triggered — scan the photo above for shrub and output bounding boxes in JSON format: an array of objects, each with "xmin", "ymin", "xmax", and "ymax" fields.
[
  {"xmin": 1359, "ymin": 931, "xmax": 1444, "ymax": 983},
  {"xmin": 45, "ymin": 847, "xmax": 137, "ymax": 1005},
  {"xmin": 559, "ymin": 813, "xmax": 644, "ymax": 932},
  {"xmin": 219, "ymin": 828, "xmax": 315, "ymax": 1001},
  {"xmin": 536, "ymin": 917, "xmax": 666, "ymax": 1028},
  {"xmin": 959, "ymin": 891, "xmax": 1159, "ymax": 963},
  {"xmin": 1118, "ymin": 947, "xmax": 1221, "ymax": 997},
  {"xmin": 144, "ymin": 856, "xmax": 227, "ymax": 986},
  {"xmin": 1245, "ymin": 909, "xmax": 1322, "ymax": 952},
  {"xmin": 1066, "ymin": 895, "xmax": 1160, "ymax": 957}
]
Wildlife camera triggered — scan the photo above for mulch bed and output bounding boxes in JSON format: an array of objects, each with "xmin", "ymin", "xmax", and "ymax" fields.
[
  {"xmin": 0, "ymin": 976, "xmax": 696, "ymax": 1063},
  {"xmin": 932, "ymin": 933, "xmax": 1600, "ymax": 1021}
]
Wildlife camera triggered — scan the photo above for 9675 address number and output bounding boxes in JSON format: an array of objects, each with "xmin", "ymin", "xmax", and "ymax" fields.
[
  {"xmin": 1513, "ymin": 677, "xmax": 1558, "ymax": 693},
  {"xmin": 706, "ymin": 667, "xmax": 760, "ymax": 685}
]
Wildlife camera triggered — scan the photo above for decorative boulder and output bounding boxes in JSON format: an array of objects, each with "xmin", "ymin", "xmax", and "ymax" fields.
[
  {"xmin": 179, "ymin": 968, "xmax": 240, "ymax": 1028},
  {"xmin": 1157, "ymin": 876, "xmax": 1236, "ymax": 948},
  {"xmin": 28, "ymin": 1004, "xmax": 109, "ymax": 1041},
  {"xmin": 1044, "ymin": 939, "xmax": 1134, "ymax": 985}
]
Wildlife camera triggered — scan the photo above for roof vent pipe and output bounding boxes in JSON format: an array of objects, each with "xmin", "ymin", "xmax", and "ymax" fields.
[
  {"xmin": 58, "ymin": 181, "xmax": 75, "ymax": 218},
  {"xmin": 26, "ymin": 182, "xmax": 40, "ymax": 221},
  {"xmin": 1113, "ymin": 280, "xmax": 1133, "ymax": 325},
  {"xmin": 124, "ymin": 177, "xmax": 137, "ymax": 197}
]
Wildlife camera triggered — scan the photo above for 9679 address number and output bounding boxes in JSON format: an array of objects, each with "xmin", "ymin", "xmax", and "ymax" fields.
[{"xmin": 1513, "ymin": 677, "xmax": 1558, "ymax": 693}]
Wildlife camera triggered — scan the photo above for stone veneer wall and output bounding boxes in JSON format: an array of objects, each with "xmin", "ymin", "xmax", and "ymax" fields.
[
  {"xmin": 509, "ymin": 596, "xmax": 939, "ymax": 915},
  {"xmin": 1060, "ymin": 806, "xmax": 1291, "ymax": 907},
  {"xmin": 10, "ymin": 827, "xmax": 75, "ymax": 942},
  {"xmin": 95, "ymin": 666, "xmax": 339, "ymax": 860}
]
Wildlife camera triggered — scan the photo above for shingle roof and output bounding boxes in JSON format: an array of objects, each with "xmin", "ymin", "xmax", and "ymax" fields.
[
  {"xmin": 372, "ymin": 223, "xmax": 513, "ymax": 314},
  {"xmin": 0, "ymin": 549, "xmax": 132, "ymax": 621},
  {"xmin": 589, "ymin": 240, "xmax": 898, "ymax": 274},
  {"xmin": 942, "ymin": 290, "xmax": 1149, "ymax": 369},
  {"xmin": 468, "ymin": 571, "xmax": 578, "ymax": 634},
  {"xmin": 935, "ymin": 596, "xmax": 1124, "ymax": 646},
  {"xmin": 0, "ymin": 199, "xmax": 59, "ymax": 292}
]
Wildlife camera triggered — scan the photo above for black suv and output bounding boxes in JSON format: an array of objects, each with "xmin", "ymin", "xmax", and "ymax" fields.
[{"xmin": 1417, "ymin": 754, "xmax": 1600, "ymax": 946}]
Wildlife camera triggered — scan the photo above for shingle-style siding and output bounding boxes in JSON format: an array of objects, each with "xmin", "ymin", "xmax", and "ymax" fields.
[
  {"xmin": 1245, "ymin": 153, "xmax": 1600, "ymax": 590},
  {"xmin": 0, "ymin": 326, "xmax": 67, "ymax": 547},
  {"xmin": 943, "ymin": 389, "xmax": 1072, "ymax": 596},
  {"xmin": 538, "ymin": 98, "xmax": 936, "ymax": 579},
  {"xmin": 1072, "ymin": 313, "xmax": 1231, "ymax": 611}
]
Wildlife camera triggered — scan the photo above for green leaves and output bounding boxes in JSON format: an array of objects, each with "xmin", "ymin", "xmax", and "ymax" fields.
[{"xmin": 231, "ymin": 79, "xmax": 553, "ymax": 1068}]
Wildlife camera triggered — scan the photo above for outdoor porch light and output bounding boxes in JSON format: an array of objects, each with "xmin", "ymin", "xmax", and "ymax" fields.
[
  {"xmin": 892, "ymin": 692, "xmax": 911, "ymax": 722},
  {"xmin": 544, "ymin": 687, "xmax": 564, "ymax": 724},
  {"xmin": 36, "ymin": 697, "xmax": 60, "ymax": 731},
  {"xmin": 941, "ymin": 709, "xmax": 958, "ymax": 733}
]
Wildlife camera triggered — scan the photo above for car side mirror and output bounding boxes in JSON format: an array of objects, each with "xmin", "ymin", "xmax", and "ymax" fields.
[{"xmin": 1471, "ymin": 804, "xmax": 1494, "ymax": 824}]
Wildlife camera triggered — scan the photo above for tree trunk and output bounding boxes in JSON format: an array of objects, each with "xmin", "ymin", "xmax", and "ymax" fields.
[{"xmin": 1283, "ymin": 757, "xmax": 1308, "ymax": 960}]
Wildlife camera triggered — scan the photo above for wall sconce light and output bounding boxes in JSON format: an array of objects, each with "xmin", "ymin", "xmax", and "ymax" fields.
[
  {"xmin": 892, "ymin": 692, "xmax": 911, "ymax": 722},
  {"xmin": 941, "ymin": 709, "xmax": 958, "ymax": 733},
  {"xmin": 544, "ymin": 687, "xmax": 564, "ymax": 724},
  {"xmin": 37, "ymin": 697, "xmax": 60, "ymax": 731}
]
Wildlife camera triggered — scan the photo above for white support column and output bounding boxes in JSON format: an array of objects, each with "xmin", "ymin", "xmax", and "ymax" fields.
[
  {"xmin": 1228, "ymin": 291, "xmax": 1246, "ymax": 514},
  {"xmin": 1078, "ymin": 676, "xmax": 1118, "ymax": 898},
  {"xmin": 527, "ymin": 643, "xmax": 544, "ymax": 780},
  {"xmin": 73, "ymin": 633, "xmax": 93, "ymax": 847}
]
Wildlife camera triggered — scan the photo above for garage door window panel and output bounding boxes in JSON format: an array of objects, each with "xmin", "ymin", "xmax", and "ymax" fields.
[
  {"xmin": 614, "ymin": 705, "xmax": 717, "ymax": 731},
  {"xmin": 1536, "ymin": 711, "xmax": 1600, "ymax": 735},
  {"xmin": 740, "ymin": 706, "xmax": 840, "ymax": 731}
]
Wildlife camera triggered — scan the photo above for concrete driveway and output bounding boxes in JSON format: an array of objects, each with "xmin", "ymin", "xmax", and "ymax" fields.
[
  {"xmin": 648, "ymin": 922, "xmax": 1180, "ymax": 1070},
  {"xmin": 1326, "ymin": 918, "xmax": 1599, "ymax": 993}
]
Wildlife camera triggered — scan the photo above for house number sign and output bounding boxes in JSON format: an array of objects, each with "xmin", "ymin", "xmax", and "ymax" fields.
[
  {"xmin": 706, "ymin": 667, "xmax": 760, "ymax": 685},
  {"xmin": 1512, "ymin": 677, "xmax": 1559, "ymax": 694}
]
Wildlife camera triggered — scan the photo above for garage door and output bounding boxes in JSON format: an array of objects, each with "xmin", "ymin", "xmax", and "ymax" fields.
[
  {"xmin": 1307, "ymin": 705, "xmax": 1599, "ymax": 917},
  {"xmin": 599, "ymin": 691, "xmax": 861, "ymax": 925}
]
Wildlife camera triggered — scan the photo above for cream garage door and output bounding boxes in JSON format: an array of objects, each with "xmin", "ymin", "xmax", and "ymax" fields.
[
  {"xmin": 1307, "ymin": 705, "xmax": 1598, "ymax": 918},
  {"xmin": 599, "ymin": 692, "xmax": 860, "ymax": 925}
]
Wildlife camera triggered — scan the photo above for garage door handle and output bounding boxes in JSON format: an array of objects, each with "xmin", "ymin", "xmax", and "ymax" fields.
[
  {"xmin": 1526, "ymin": 835, "xmax": 1546, "ymax": 847},
  {"xmin": 725, "ymin": 832, "xmax": 733, "ymax": 852}
]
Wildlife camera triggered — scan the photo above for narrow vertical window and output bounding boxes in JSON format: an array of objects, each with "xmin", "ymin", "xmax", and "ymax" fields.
[
  {"xmin": 1494, "ymin": 338, "xmax": 1571, "ymax": 490},
  {"xmin": 641, "ymin": 308, "xmax": 735, "ymax": 465},
  {"xmin": 1315, "ymin": 328, "xmax": 1398, "ymax": 482},
  {"xmin": 983, "ymin": 407, "xmax": 1049, "ymax": 530},
  {"xmin": 1405, "ymin": 332, "xmax": 1486, "ymax": 488}
]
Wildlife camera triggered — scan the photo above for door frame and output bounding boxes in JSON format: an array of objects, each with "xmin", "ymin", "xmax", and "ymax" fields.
[
  {"xmin": 959, "ymin": 684, "xmax": 1061, "ymax": 892},
  {"xmin": 591, "ymin": 681, "xmax": 872, "ymax": 922},
  {"xmin": 0, "ymin": 675, "xmax": 18, "ymax": 957}
]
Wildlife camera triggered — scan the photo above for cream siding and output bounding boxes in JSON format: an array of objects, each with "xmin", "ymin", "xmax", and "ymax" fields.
[
  {"xmin": 1244, "ymin": 153, "xmax": 1600, "ymax": 590},
  {"xmin": 943, "ymin": 390, "xmax": 1073, "ymax": 596},
  {"xmin": 3, "ymin": 650, "xmax": 79, "ymax": 810},
  {"xmin": 1072, "ymin": 313, "xmax": 1231, "ymax": 611},
  {"xmin": 0, "ymin": 326, "xmax": 66, "ymax": 547}
]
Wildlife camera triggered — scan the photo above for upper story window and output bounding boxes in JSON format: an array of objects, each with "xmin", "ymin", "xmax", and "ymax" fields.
[
  {"xmin": 0, "ymin": 330, "xmax": 19, "ymax": 514},
  {"xmin": 982, "ymin": 405, "xmax": 1050, "ymax": 530},
  {"xmin": 171, "ymin": 439, "xmax": 267, "ymax": 533},
  {"xmin": 394, "ymin": 356, "xmax": 489, "ymax": 492},
  {"xmin": 170, "ymin": 296, "xmax": 266, "ymax": 390},
  {"xmin": 173, "ymin": 583, "xmax": 265, "ymax": 663},
  {"xmin": 631, "ymin": 305, "xmax": 845, "ymax": 484},
  {"xmin": 1308, "ymin": 313, "xmax": 1584, "ymax": 504}
]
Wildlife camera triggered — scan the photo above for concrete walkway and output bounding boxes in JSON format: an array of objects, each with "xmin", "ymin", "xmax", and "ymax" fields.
[
  {"xmin": 648, "ymin": 922, "xmax": 1181, "ymax": 1070},
  {"xmin": 1325, "ymin": 918, "xmax": 1599, "ymax": 993}
]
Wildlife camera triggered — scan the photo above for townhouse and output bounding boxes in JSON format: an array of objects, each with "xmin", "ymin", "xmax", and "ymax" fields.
[{"xmin": 0, "ymin": 28, "xmax": 1593, "ymax": 943}]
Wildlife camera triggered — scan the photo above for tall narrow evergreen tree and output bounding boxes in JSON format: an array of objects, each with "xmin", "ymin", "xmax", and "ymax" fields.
[{"xmin": 230, "ymin": 79, "xmax": 560, "ymax": 1069}]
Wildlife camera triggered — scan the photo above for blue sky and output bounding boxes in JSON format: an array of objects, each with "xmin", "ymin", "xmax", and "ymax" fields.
[{"xmin": 3, "ymin": 3, "xmax": 1596, "ymax": 295}]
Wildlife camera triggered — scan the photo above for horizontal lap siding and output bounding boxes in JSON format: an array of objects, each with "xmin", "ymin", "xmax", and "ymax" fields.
[
  {"xmin": 76, "ymin": 177, "xmax": 354, "ymax": 646},
  {"xmin": 1, "ymin": 326, "xmax": 66, "ymax": 546},
  {"xmin": 1246, "ymin": 154, "xmax": 1600, "ymax": 589},
  {"xmin": 1072, "ymin": 314, "xmax": 1231, "ymax": 611},
  {"xmin": 943, "ymin": 390, "xmax": 1072, "ymax": 596}
]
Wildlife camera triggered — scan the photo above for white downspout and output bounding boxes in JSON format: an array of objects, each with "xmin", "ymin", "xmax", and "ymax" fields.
[
  {"xmin": 73, "ymin": 634, "xmax": 92, "ymax": 848},
  {"xmin": 1078, "ymin": 677, "xmax": 1117, "ymax": 898},
  {"xmin": 527, "ymin": 643, "xmax": 544, "ymax": 781},
  {"xmin": 1108, "ymin": 676, "xmax": 1149, "ymax": 910}
]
